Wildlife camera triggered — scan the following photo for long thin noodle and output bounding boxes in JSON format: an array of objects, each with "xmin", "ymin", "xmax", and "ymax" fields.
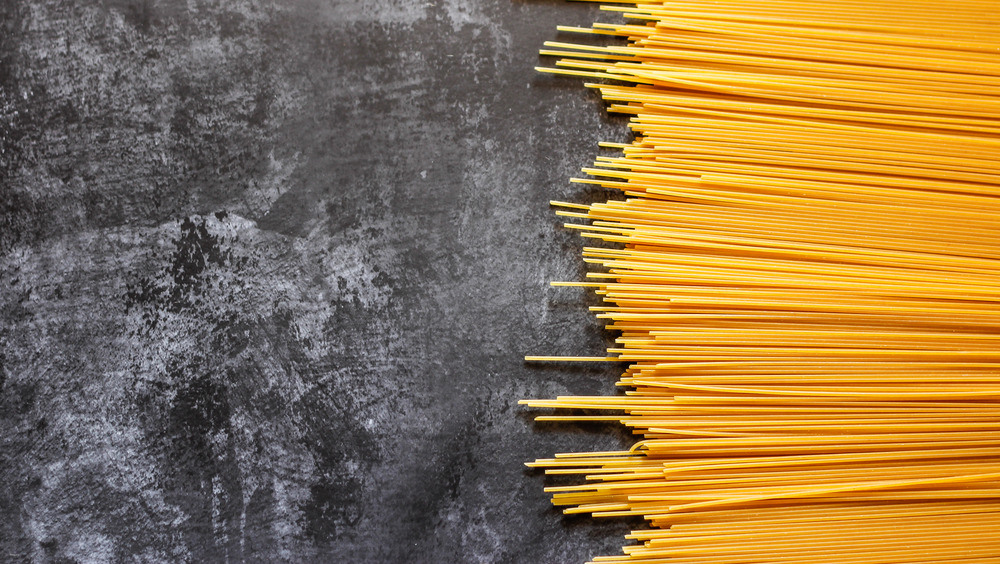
[{"xmin": 522, "ymin": 1, "xmax": 1000, "ymax": 562}]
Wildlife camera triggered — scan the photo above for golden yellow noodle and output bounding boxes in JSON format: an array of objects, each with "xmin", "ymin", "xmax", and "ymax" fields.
[{"xmin": 522, "ymin": 1, "xmax": 1000, "ymax": 562}]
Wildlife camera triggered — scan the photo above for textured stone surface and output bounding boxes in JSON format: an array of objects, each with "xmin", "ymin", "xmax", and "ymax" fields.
[{"xmin": 1, "ymin": 1, "xmax": 634, "ymax": 562}]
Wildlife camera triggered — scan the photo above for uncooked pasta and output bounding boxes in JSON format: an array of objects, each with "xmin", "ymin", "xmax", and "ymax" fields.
[{"xmin": 521, "ymin": 1, "xmax": 1000, "ymax": 562}]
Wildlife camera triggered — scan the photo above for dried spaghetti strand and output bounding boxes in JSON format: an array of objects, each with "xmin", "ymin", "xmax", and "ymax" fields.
[{"xmin": 525, "ymin": 0, "xmax": 1000, "ymax": 562}]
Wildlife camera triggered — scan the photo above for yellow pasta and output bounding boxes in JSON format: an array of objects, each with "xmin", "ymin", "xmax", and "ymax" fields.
[{"xmin": 522, "ymin": 1, "xmax": 1000, "ymax": 562}]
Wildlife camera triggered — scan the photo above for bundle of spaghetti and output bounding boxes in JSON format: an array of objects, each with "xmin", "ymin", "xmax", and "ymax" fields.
[{"xmin": 522, "ymin": 1, "xmax": 1000, "ymax": 562}]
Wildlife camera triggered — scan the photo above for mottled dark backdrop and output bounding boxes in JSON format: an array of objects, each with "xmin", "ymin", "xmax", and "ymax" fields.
[{"xmin": 0, "ymin": 0, "xmax": 635, "ymax": 562}]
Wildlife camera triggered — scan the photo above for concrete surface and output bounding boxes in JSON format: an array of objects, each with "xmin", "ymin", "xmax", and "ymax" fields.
[{"xmin": 0, "ymin": 1, "xmax": 636, "ymax": 562}]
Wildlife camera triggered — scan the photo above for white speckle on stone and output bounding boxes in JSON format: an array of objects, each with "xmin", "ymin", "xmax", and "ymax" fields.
[{"xmin": 63, "ymin": 531, "xmax": 116, "ymax": 564}]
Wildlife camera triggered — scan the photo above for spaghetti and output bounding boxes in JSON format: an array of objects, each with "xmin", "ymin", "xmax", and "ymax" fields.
[{"xmin": 522, "ymin": 1, "xmax": 1000, "ymax": 562}]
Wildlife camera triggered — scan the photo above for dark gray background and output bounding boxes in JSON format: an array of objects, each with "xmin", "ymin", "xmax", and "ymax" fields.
[{"xmin": 1, "ymin": 0, "xmax": 637, "ymax": 562}]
